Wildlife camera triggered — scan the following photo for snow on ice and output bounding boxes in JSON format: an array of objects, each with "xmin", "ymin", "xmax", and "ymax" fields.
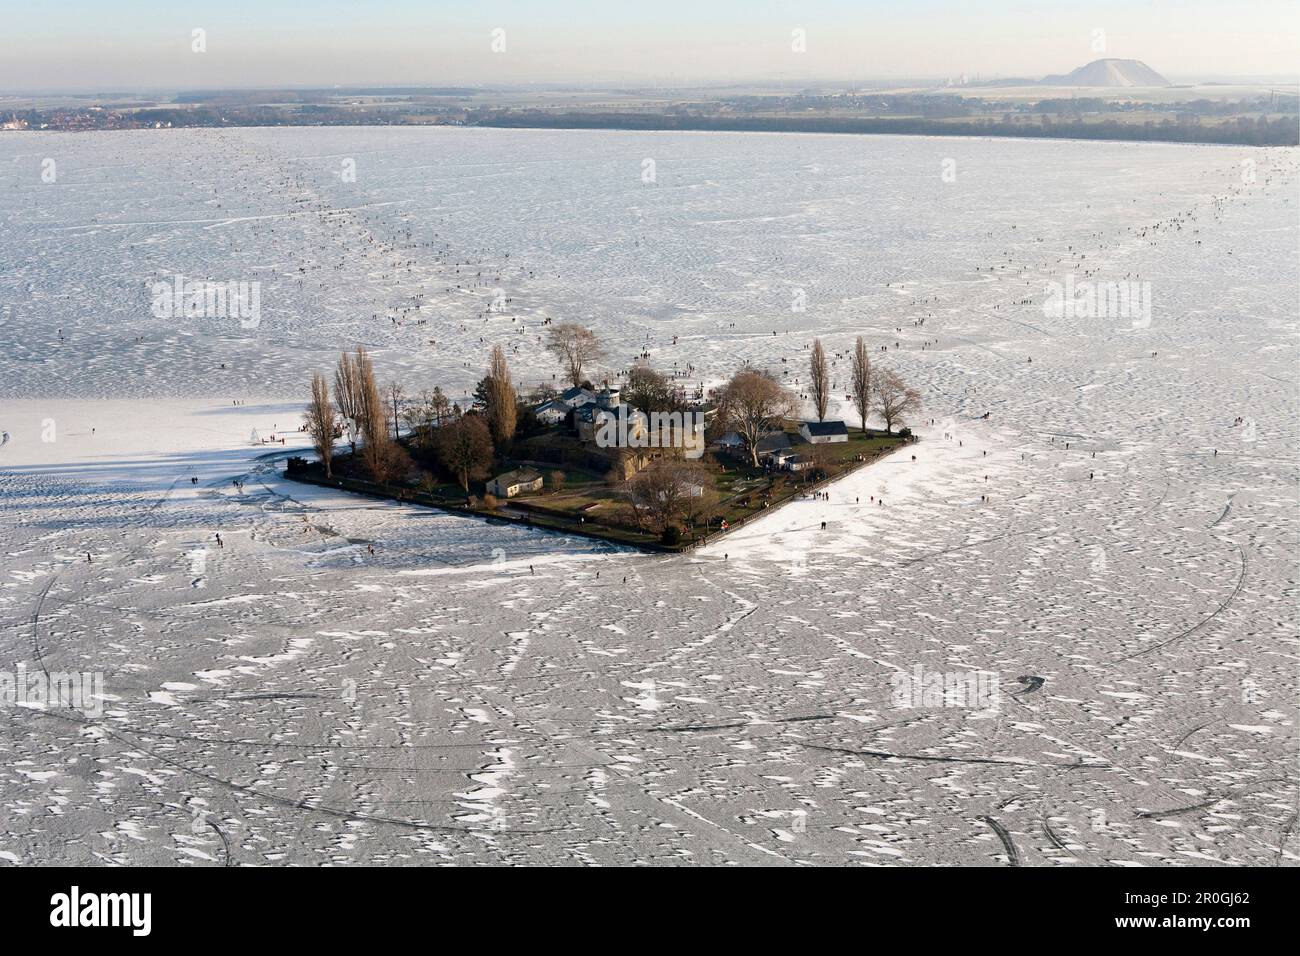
[{"xmin": 0, "ymin": 128, "xmax": 1296, "ymax": 866}]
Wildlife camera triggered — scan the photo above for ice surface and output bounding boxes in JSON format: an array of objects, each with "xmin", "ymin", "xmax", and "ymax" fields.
[{"xmin": 0, "ymin": 128, "xmax": 1296, "ymax": 865}]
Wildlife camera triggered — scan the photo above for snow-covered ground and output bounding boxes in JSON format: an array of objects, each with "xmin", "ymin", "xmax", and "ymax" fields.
[{"xmin": 0, "ymin": 128, "xmax": 1296, "ymax": 866}]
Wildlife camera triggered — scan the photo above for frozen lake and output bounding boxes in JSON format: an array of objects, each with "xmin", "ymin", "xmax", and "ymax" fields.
[{"xmin": 0, "ymin": 128, "xmax": 1296, "ymax": 865}]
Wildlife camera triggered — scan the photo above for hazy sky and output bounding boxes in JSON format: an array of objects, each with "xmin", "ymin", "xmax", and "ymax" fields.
[{"xmin": 3, "ymin": 0, "xmax": 1297, "ymax": 91}]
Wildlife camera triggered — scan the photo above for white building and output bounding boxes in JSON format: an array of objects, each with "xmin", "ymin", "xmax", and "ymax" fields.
[
  {"xmin": 559, "ymin": 386, "xmax": 596, "ymax": 408},
  {"xmin": 533, "ymin": 399, "xmax": 572, "ymax": 426},
  {"xmin": 800, "ymin": 420, "xmax": 848, "ymax": 444},
  {"xmin": 487, "ymin": 468, "xmax": 543, "ymax": 498}
]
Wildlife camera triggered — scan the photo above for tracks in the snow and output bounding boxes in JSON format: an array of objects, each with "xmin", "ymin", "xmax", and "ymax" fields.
[
  {"xmin": 1114, "ymin": 541, "xmax": 1247, "ymax": 663},
  {"xmin": 980, "ymin": 815, "xmax": 1021, "ymax": 866}
]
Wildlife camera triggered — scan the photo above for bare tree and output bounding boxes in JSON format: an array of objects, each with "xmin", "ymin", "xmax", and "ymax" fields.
[
  {"xmin": 355, "ymin": 356, "xmax": 380, "ymax": 442},
  {"xmin": 695, "ymin": 478, "xmax": 725, "ymax": 532},
  {"xmin": 809, "ymin": 338, "xmax": 830, "ymax": 422},
  {"xmin": 874, "ymin": 369, "xmax": 922, "ymax": 434},
  {"xmin": 716, "ymin": 367, "xmax": 797, "ymax": 467},
  {"xmin": 304, "ymin": 372, "xmax": 337, "ymax": 478},
  {"xmin": 545, "ymin": 322, "xmax": 604, "ymax": 387},
  {"xmin": 808, "ymin": 441, "xmax": 843, "ymax": 479},
  {"xmin": 385, "ymin": 381, "xmax": 404, "ymax": 441},
  {"xmin": 430, "ymin": 386, "xmax": 451, "ymax": 427},
  {"xmin": 333, "ymin": 349, "xmax": 363, "ymax": 453},
  {"xmin": 402, "ymin": 387, "xmax": 454, "ymax": 448},
  {"xmin": 357, "ymin": 355, "xmax": 396, "ymax": 481},
  {"xmin": 366, "ymin": 436, "xmax": 412, "ymax": 487},
  {"xmin": 333, "ymin": 345, "xmax": 384, "ymax": 457},
  {"xmin": 623, "ymin": 362, "xmax": 685, "ymax": 414},
  {"xmin": 436, "ymin": 412, "xmax": 494, "ymax": 491},
  {"xmin": 851, "ymin": 336, "xmax": 873, "ymax": 434},
  {"xmin": 485, "ymin": 344, "xmax": 518, "ymax": 448},
  {"xmin": 401, "ymin": 389, "xmax": 438, "ymax": 448},
  {"xmin": 626, "ymin": 458, "xmax": 716, "ymax": 536}
]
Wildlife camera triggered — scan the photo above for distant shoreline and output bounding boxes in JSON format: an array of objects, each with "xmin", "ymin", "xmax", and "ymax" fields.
[
  {"xmin": 6, "ymin": 115, "xmax": 1293, "ymax": 147},
  {"xmin": 468, "ymin": 112, "xmax": 1298, "ymax": 148}
]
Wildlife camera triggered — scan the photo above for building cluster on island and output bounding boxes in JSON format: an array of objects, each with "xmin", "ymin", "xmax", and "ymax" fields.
[
  {"xmin": 482, "ymin": 381, "xmax": 853, "ymax": 497},
  {"xmin": 296, "ymin": 322, "xmax": 920, "ymax": 540}
]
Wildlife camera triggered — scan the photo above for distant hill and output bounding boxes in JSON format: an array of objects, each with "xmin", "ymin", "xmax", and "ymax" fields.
[{"xmin": 1040, "ymin": 59, "xmax": 1170, "ymax": 88}]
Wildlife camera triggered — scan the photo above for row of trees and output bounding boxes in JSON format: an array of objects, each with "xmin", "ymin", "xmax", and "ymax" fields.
[
  {"xmin": 541, "ymin": 322, "xmax": 922, "ymax": 445},
  {"xmin": 715, "ymin": 337, "xmax": 920, "ymax": 468},
  {"xmin": 307, "ymin": 334, "xmax": 590, "ymax": 495},
  {"xmin": 809, "ymin": 335, "xmax": 921, "ymax": 434},
  {"xmin": 304, "ymin": 347, "xmax": 410, "ymax": 483},
  {"xmin": 305, "ymin": 346, "xmax": 496, "ymax": 491}
]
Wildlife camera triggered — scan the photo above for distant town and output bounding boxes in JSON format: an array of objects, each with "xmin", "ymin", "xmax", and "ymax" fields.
[{"xmin": 5, "ymin": 59, "xmax": 1297, "ymax": 145}]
